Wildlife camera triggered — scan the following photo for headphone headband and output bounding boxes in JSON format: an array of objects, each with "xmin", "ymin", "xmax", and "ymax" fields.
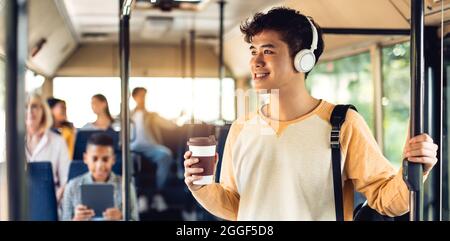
[
  {"xmin": 306, "ymin": 17, "xmax": 318, "ymax": 52},
  {"xmin": 293, "ymin": 16, "xmax": 319, "ymax": 73}
]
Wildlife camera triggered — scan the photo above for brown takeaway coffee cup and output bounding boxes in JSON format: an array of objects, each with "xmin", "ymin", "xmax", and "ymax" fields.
[{"xmin": 187, "ymin": 135, "xmax": 217, "ymax": 185}]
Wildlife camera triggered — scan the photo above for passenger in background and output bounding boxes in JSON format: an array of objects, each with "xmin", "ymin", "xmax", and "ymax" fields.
[
  {"xmin": 47, "ymin": 97, "xmax": 76, "ymax": 159},
  {"xmin": 26, "ymin": 93, "xmax": 71, "ymax": 202},
  {"xmin": 82, "ymin": 94, "xmax": 116, "ymax": 131},
  {"xmin": 131, "ymin": 87, "xmax": 177, "ymax": 191},
  {"xmin": 61, "ymin": 133, "xmax": 139, "ymax": 221}
]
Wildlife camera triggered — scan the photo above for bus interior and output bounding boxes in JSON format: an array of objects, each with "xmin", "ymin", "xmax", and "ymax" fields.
[{"xmin": 0, "ymin": 0, "xmax": 450, "ymax": 221}]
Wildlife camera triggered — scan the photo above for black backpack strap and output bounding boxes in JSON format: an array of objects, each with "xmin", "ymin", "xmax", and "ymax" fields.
[{"xmin": 330, "ymin": 104, "xmax": 357, "ymax": 221}]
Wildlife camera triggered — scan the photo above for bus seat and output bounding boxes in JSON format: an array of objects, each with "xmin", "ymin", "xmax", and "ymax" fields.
[
  {"xmin": 73, "ymin": 129, "xmax": 120, "ymax": 160},
  {"xmin": 175, "ymin": 123, "xmax": 216, "ymax": 174},
  {"xmin": 67, "ymin": 160, "xmax": 89, "ymax": 181},
  {"xmin": 162, "ymin": 179, "xmax": 190, "ymax": 209},
  {"xmin": 113, "ymin": 152, "xmax": 122, "ymax": 176},
  {"xmin": 68, "ymin": 157, "xmax": 124, "ymax": 182},
  {"xmin": 28, "ymin": 162, "xmax": 58, "ymax": 221},
  {"xmin": 214, "ymin": 124, "xmax": 231, "ymax": 183},
  {"xmin": 111, "ymin": 152, "xmax": 142, "ymax": 176}
]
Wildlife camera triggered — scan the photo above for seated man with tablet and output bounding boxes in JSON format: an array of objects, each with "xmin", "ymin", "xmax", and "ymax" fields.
[{"xmin": 61, "ymin": 133, "xmax": 139, "ymax": 221}]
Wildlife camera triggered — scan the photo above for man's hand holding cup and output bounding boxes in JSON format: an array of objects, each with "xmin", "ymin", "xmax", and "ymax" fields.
[{"xmin": 184, "ymin": 136, "xmax": 217, "ymax": 191}]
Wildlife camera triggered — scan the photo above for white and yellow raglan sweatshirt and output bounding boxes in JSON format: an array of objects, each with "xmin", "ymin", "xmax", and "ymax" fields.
[{"xmin": 191, "ymin": 100, "xmax": 411, "ymax": 221}]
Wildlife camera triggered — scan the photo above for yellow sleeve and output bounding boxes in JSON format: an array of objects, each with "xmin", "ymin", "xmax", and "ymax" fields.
[
  {"xmin": 341, "ymin": 110, "xmax": 409, "ymax": 217},
  {"xmin": 191, "ymin": 122, "xmax": 242, "ymax": 220},
  {"xmin": 61, "ymin": 127, "xmax": 75, "ymax": 160}
]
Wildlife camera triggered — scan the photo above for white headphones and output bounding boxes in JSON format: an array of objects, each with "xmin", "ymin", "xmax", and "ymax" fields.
[{"xmin": 294, "ymin": 17, "xmax": 318, "ymax": 73}]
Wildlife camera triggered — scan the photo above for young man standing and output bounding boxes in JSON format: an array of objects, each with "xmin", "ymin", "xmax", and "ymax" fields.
[{"xmin": 183, "ymin": 7, "xmax": 438, "ymax": 220}]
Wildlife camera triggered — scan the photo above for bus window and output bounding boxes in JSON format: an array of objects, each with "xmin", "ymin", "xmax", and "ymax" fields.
[
  {"xmin": 53, "ymin": 77, "xmax": 235, "ymax": 128},
  {"xmin": 130, "ymin": 77, "xmax": 235, "ymax": 123},
  {"xmin": 53, "ymin": 77, "xmax": 121, "ymax": 128},
  {"xmin": 382, "ymin": 42, "xmax": 410, "ymax": 168},
  {"xmin": 307, "ymin": 52, "xmax": 374, "ymax": 131},
  {"xmin": 25, "ymin": 70, "xmax": 45, "ymax": 93},
  {"xmin": 306, "ymin": 46, "xmax": 412, "ymax": 169}
]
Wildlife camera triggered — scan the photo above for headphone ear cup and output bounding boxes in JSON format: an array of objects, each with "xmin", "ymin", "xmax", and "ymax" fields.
[{"xmin": 294, "ymin": 50, "xmax": 316, "ymax": 73}]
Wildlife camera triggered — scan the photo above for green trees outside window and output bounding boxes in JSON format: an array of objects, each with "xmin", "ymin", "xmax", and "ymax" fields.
[
  {"xmin": 382, "ymin": 42, "xmax": 410, "ymax": 167},
  {"xmin": 307, "ymin": 42, "xmax": 411, "ymax": 168},
  {"xmin": 307, "ymin": 52, "xmax": 374, "ymax": 132}
]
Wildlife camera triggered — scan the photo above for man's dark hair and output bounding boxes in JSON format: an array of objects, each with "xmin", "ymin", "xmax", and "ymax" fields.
[
  {"xmin": 47, "ymin": 97, "xmax": 64, "ymax": 109},
  {"xmin": 240, "ymin": 7, "xmax": 324, "ymax": 79},
  {"xmin": 132, "ymin": 87, "xmax": 147, "ymax": 98},
  {"xmin": 46, "ymin": 97, "xmax": 74, "ymax": 129},
  {"xmin": 86, "ymin": 133, "xmax": 114, "ymax": 150}
]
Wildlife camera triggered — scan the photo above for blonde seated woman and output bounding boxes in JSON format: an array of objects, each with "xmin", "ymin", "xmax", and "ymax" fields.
[{"xmin": 25, "ymin": 93, "xmax": 71, "ymax": 202}]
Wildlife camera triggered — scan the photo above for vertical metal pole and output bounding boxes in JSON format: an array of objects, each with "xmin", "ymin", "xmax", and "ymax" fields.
[
  {"xmin": 120, "ymin": 0, "xmax": 132, "ymax": 221},
  {"xmin": 403, "ymin": 0, "xmax": 425, "ymax": 221},
  {"xmin": 218, "ymin": 0, "xmax": 225, "ymax": 121},
  {"xmin": 190, "ymin": 30, "xmax": 196, "ymax": 124},
  {"xmin": 181, "ymin": 38, "xmax": 186, "ymax": 79},
  {"xmin": 5, "ymin": 0, "xmax": 28, "ymax": 221},
  {"xmin": 119, "ymin": 0, "xmax": 124, "ymax": 70},
  {"xmin": 438, "ymin": 0, "xmax": 444, "ymax": 221}
]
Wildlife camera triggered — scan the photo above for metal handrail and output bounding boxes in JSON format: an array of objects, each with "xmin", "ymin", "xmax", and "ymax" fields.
[{"xmin": 119, "ymin": 0, "xmax": 134, "ymax": 221}]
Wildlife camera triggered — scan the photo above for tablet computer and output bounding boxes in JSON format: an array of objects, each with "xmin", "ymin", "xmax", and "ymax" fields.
[{"xmin": 80, "ymin": 183, "xmax": 114, "ymax": 218}]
